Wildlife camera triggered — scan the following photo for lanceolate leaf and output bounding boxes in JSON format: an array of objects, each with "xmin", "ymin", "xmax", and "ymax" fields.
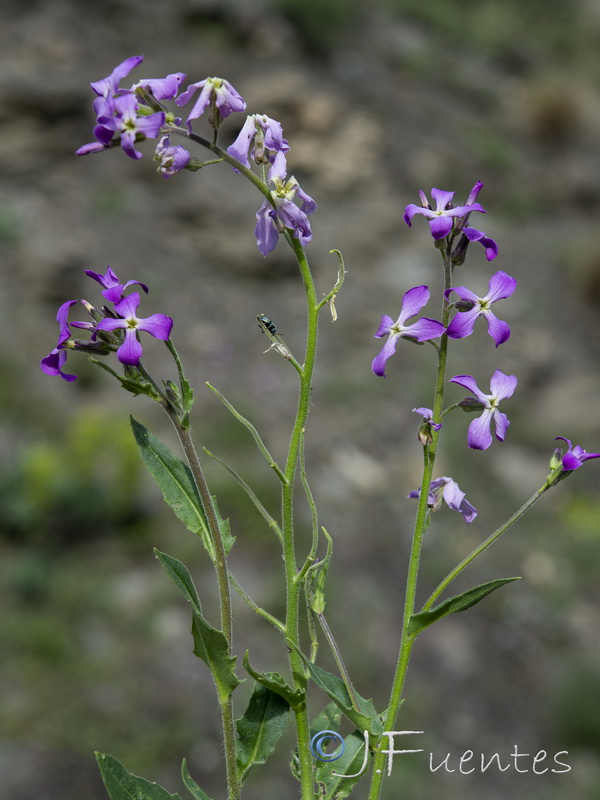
[
  {"xmin": 96, "ymin": 753, "xmax": 181, "ymax": 800},
  {"xmin": 242, "ymin": 651, "xmax": 305, "ymax": 709},
  {"xmin": 289, "ymin": 643, "xmax": 382, "ymax": 736},
  {"xmin": 315, "ymin": 730, "xmax": 368, "ymax": 800},
  {"xmin": 236, "ymin": 683, "xmax": 290, "ymax": 782},
  {"xmin": 155, "ymin": 549, "xmax": 201, "ymax": 613},
  {"xmin": 181, "ymin": 759, "xmax": 212, "ymax": 800},
  {"xmin": 155, "ymin": 549, "xmax": 241, "ymax": 702},
  {"xmin": 408, "ymin": 577, "xmax": 521, "ymax": 638},
  {"xmin": 130, "ymin": 417, "xmax": 214, "ymax": 560},
  {"xmin": 192, "ymin": 610, "xmax": 241, "ymax": 704},
  {"xmin": 310, "ymin": 703, "xmax": 343, "ymax": 738}
]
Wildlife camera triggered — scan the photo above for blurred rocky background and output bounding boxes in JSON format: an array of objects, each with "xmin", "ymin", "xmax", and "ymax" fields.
[{"xmin": 1, "ymin": 0, "xmax": 600, "ymax": 798}]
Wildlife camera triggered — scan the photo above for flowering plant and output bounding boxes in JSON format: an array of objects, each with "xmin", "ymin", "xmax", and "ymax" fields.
[{"xmin": 40, "ymin": 55, "xmax": 598, "ymax": 800}]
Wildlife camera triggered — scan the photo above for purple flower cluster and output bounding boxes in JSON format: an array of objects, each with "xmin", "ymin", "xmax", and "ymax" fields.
[
  {"xmin": 77, "ymin": 57, "xmax": 316, "ymax": 255},
  {"xmin": 40, "ymin": 267, "xmax": 173, "ymax": 381}
]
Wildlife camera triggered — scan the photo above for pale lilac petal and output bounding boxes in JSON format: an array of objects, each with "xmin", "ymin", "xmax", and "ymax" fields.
[
  {"xmin": 445, "ymin": 285, "xmax": 479, "ymax": 304},
  {"xmin": 117, "ymin": 329, "xmax": 143, "ymax": 365},
  {"xmin": 175, "ymin": 79, "xmax": 208, "ymax": 108},
  {"xmin": 296, "ymin": 185, "xmax": 317, "ymax": 215},
  {"xmin": 226, "ymin": 115, "xmax": 257, "ymax": 167},
  {"xmin": 449, "ymin": 374, "xmax": 486, "ymax": 400},
  {"xmin": 76, "ymin": 141, "xmax": 112, "ymax": 156},
  {"xmin": 492, "ymin": 410, "xmax": 510, "ymax": 442},
  {"xmin": 457, "ymin": 497, "xmax": 478, "ymax": 523},
  {"xmin": 467, "ymin": 409, "xmax": 494, "ymax": 450},
  {"xmin": 397, "ymin": 285, "xmax": 431, "ymax": 323},
  {"xmin": 446, "ymin": 307, "xmax": 479, "ymax": 340},
  {"xmin": 489, "ymin": 369, "xmax": 518, "ymax": 400},
  {"xmin": 134, "ymin": 72, "xmax": 186, "ymax": 100},
  {"xmin": 91, "ymin": 55, "xmax": 144, "ymax": 97},
  {"xmin": 184, "ymin": 82, "xmax": 213, "ymax": 122},
  {"xmin": 485, "ymin": 271, "xmax": 517, "ymax": 303},
  {"xmin": 254, "ymin": 201, "xmax": 279, "ymax": 257},
  {"xmin": 136, "ymin": 313, "xmax": 173, "ymax": 340},
  {"xmin": 428, "ymin": 215, "xmax": 453, "ymax": 239},
  {"xmin": 135, "ymin": 111, "xmax": 166, "ymax": 139},
  {"xmin": 374, "ymin": 315, "xmax": 394, "ymax": 339},
  {"xmin": 277, "ymin": 199, "xmax": 312, "ymax": 244},
  {"xmin": 430, "ymin": 188, "xmax": 454, "ymax": 210},
  {"xmin": 484, "ymin": 312, "xmax": 511, "ymax": 346},
  {"xmin": 119, "ymin": 130, "xmax": 143, "ymax": 159},
  {"xmin": 404, "ymin": 317, "xmax": 445, "ymax": 342},
  {"xmin": 372, "ymin": 334, "xmax": 400, "ymax": 377}
]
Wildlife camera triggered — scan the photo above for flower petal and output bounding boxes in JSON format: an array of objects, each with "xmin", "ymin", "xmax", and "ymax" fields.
[
  {"xmin": 449, "ymin": 374, "xmax": 485, "ymax": 400},
  {"xmin": 446, "ymin": 307, "xmax": 479, "ymax": 340},
  {"xmin": 492, "ymin": 409, "xmax": 510, "ymax": 442},
  {"xmin": 117, "ymin": 329, "xmax": 143, "ymax": 365},
  {"xmin": 137, "ymin": 313, "xmax": 173, "ymax": 340},
  {"xmin": 489, "ymin": 369, "xmax": 518, "ymax": 400},
  {"xmin": 404, "ymin": 317, "xmax": 445, "ymax": 342},
  {"xmin": 397, "ymin": 285, "xmax": 431, "ymax": 323},
  {"xmin": 374, "ymin": 315, "xmax": 394, "ymax": 339},
  {"xmin": 484, "ymin": 312, "xmax": 511, "ymax": 346},
  {"xmin": 428, "ymin": 215, "xmax": 453, "ymax": 239},
  {"xmin": 485, "ymin": 271, "xmax": 517, "ymax": 303},
  {"xmin": 372, "ymin": 333, "xmax": 400, "ymax": 377},
  {"xmin": 467, "ymin": 409, "xmax": 494, "ymax": 450}
]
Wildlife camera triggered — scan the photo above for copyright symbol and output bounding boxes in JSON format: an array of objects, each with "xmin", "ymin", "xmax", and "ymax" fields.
[{"xmin": 310, "ymin": 730, "xmax": 345, "ymax": 762}]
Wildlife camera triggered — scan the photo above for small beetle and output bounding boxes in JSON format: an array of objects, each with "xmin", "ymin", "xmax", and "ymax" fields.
[{"xmin": 257, "ymin": 314, "xmax": 277, "ymax": 336}]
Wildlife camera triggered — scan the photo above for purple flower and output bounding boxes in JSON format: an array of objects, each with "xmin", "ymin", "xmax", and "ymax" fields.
[
  {"xmin": 40, "ymin": 300, "xmax": 78, "ymax": 381},
  {"xmin": 460, "ymin": 226, "xmax": 498, "ymax": 261},
  {"xmin": 95, "ymin": 292, "xmax": 173, "ymax": 366},
  {"xmin": 94, "ymin": 93, "xmax": 165, "ymax": 160},
  {"xmin": 404, "ymin": 187, "xmax": 486, "ymax": 240},
  {"xmin": 84, "ymin": 266, "xmax": 149, "ymax": 304},
  {"xmin": 153, "ymin": 135, "xmax": 191, "ymax": 179},
  {"xmin": 227, "ymin": 114, "xmax": 289, "ymax": 169},
  {"xmin": 408, "ymin": 477, "xmax": 477, "ymax": 524},
  {"xmin": 449, "ymin": 370, "xmax": 518, "ymax": 450},
  {"xmin": 413, "ymin": 407, "xmax": 442, "ymax": 431},
  {"xmin": 254, "ymin": 151, "xmax": 316, "ymax": 256},
  {"xmin": 371, "ymin": 286, "xmax": 446, "ymax": 377},
  {"xmin": 555, "ymin": 437, "xmax": 600, "ymax": 471},
  {"xmin": 175, "ymin": 77, "xmax": 246, "ymax": 124},
  {"xmin": 446, "ymin": 271, "xmax": 516, "ymax": 347}
]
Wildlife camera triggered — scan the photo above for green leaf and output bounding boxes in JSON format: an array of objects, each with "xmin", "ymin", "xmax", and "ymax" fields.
[
  {"xmin": 289, "ymin": 643, "xmax": 382, "ymax": 736},
  {"xmin": 192, "ymin": 609, "xmax": 241, "ymax": 704},
  {"xmin": 310, "ymin": 702, "xmax": 343, "ymax": 738},
  {"xmin": 236, "ymin": 683, "xmax": 290, "ymax": 782},
  {"xmin": 242, "ymin": 651, "xmax": 305, "ymax": 709},
  {"xmin": 210, "ymin": 494, "xmax": 235, "ymax": 556},
  {"xmin": 96, "ymin": 753, "xmax": 181, "ymax": 800},
  {"xmin": 155, "ymin": 550, "xmax": 202, "ymax": 613},
  {"xmin": 130, "ymin": 418, "xmax": 214, "ymax": 560},
  {"xmin": 315, "ymin": 730, "xmax": 368, "ymax": 800},
  {"xmin": 181, "ymin": 759, "xmax": 212, "ymax": 800},
  {"xmin": 408, "ymin": 577, "xmax": 521, "ymax": 638}
]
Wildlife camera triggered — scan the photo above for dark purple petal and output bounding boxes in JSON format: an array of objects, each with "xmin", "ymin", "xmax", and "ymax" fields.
[
  {"xmin": 56, "ymin": 300, "xmax": 78, "ymax": 346},
  {"xmin": 403, "ymin": 204, "xmax": 434, "ymax": 226},
  {"xmin": 489, "ymin": 369, "xmax": 518, "ymax": 400},
  {"xmin": 117, "ymin": 329, "xmax": 143, "ymax": 365},
  {"xmin": 465, "ymin": 180, "xmax": 484, "ymax": 205},
  {"xmin": 40, "ymin": 348, "xmax": 77, "ymax": 382},
  {"xmin": 428, "ymin": 214, "xmax": 453, "ymax": 239},
  {"xmin": 95, "ymin": 316, "xmax": 127, "ymax": 333},
  {"xmin": 114, "ymin": 292, "xmax": 141, "ymax": 319},
  {"xmin": 136, "ymin": 313, "xmax": 173, "ymax": 340},
  {"xmin": 486, "ymin": 271, "xmax": 517, "ymax": 303},
  {"xmin": 467, "ymin": 409, "xmax": 494, "ymax": 450},
  {"xmin": 446, "ymin": 307, "xmax": 479, "ymax": 340},
  {"xmin": 397, "ymin": 285, "xmax": 431, "ymax": 323},
  {"xmin": 463, "ymin": 227, "xmax": 498, "ymax": 260},
  {"xmin": 562, "ymin": 450, "xmax": 584, "ymax": 470},
  {"xmin": 372, "ymin": 334, "xmax": 400, "ymax": 377}
]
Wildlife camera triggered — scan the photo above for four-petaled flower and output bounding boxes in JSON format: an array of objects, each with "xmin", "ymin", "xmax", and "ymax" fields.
[
  {"xmin": 408, "ymin": 477, "xmax": 477, "ymax": 524},
  {"xmin": 84, "ymin": 266, "xmax": 149, "ymax": 304},
  {"xmin": 555, "ymin": 437, "xmax": 600, "ymax": 471},
  {"xmin": 449, "ymin": 370, "xmax": 518, "ymax": 450},
  {"xmin": 446, "ymin": 271, "xmax": 516, "ymax": 347},
  {"xmin": 93, "ymin": 92, "xmax": 165, "ymax": 160},
  {"xmin": 175, "ymin": 77, "xmax": 246, "ymax": 125},
  {"xmin": 404, "ymin": 187, "xmax": 486, "ymax": 240},
  {"xmin": 254, "ymin": 151, "xmax": 316, "ymax": 256},
  {"xmin": 95, "ymin": 292, "xmax": 173, "ymax": 366},
  {"xmin": 372, "ymin": 286, "xmax": 445, "ymax": 377}
]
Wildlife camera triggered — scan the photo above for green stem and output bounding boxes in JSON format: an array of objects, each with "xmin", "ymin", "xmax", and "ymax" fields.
[
  {"xmin": 367, "ymin": 250, "xmax": 454, "ymax": 800},
  {"xmin": 281, "ymin": 234, "xmax": 320, "ymax": 800},
  {"xmin": 164, "ymin": 406, "xmax": 241, "ymax": 800},
  {"xmin": 422, "ymin": 476, "xmax": 556, "ymax": 612}
]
